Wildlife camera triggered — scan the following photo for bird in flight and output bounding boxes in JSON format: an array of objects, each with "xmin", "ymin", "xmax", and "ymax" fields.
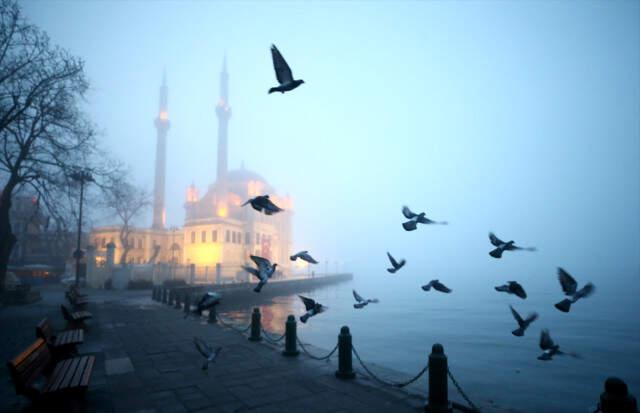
[
  {"xmin": 299, "ymin": 295, "xmax": 327, "ymax": 323},
  {"xmin": 401, "ymin": 206, "xmax": 448, "ymax": 231},
  {"xmin": 185, "ymin": 291, "xmax": 221, "ymax": 319},
  {"xmin": 268, "ymin": 44, "xmax": 305, "ymax": 94},
  {"xmin": 386, "ymin": 252, "xmax": 406, "ymax": 274},
  {"xmin": 554, "ymin": 267, "xmax": 595, "ymax": 313},
  {"xmin": 488, "ymin": 232, "xmax": 536, "ymax": 259},
  {"xmin": 242, "ymin": 255, "xmax": 277, "ymax": 292},
  {"xmin": 193, "ymin": 337, "xmax": 222, "ymax": 370},
  {"xmin": 509, "ymin": 305, "xmax": 538, "ymax": 337},
  {"xmin": 242, "ymin": 195, "xmax": 283, "ymax": 215},
  {"xmin": 537, "ymin": 329, "xmax": 579, "ymax": 361},
  {"xmin": 495, "ymin": 281, "xmax": 528, "ymax": 299},
  {"xmin": 421, "ymin": 279, "xmax": 452, "ymax": 293},
  {"xmin": 352, "ymin": 289, "xmax": 379, "ymax": 309},
  {"xmin": 290, "ymin": 251, "xmax": 319, "ymax": 264}
]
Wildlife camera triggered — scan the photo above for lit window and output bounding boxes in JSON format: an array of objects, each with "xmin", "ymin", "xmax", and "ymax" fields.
[
  {"xmin": 245, "ymin": 232, "xmax": 250, "ymax": 245},
  {"xmin": 212, "ymin": 230, "xmax": 217, "ymax": 242},
  {"xmin": 232, "ymin": 232, "xmax": 236, "ymax": 243},
  {"xmin": 225, "ymin": 230, "xmax": 230, "ymax": 243},
  {"xmin": 191, "ymin": 232, "xmax": 196, "ymax": 244},
  {"xmin": 201, "ymin": 231, "xmax": 206, "ymax": 243},
  {"xmin": 138, "ymin": 239, "xmax": 142, "ymax": 249}
]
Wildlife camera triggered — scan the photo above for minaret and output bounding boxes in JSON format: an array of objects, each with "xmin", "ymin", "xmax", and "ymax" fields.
[
  {"xmin": 152, "ymin": 71, "xmax": 170, "ymax": 229},
  {"xmin": 215, "ymin": 56, "xmax": 232, "ymax": 186}
]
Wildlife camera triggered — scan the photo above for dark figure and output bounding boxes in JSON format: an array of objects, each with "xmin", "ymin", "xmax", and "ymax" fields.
[
  {"xmin": 268, "ymin": 44, "xmax": 305, "ymax": 94},
  {"xmin": 595, "ymin": 377, "xmax": 638, "ymax": 413},
  {"xmin": 488, "ymin": 232, "xmax": 536, "ymax": 258},
  {"xmin": 299, "ymin": 295, "xmax": 327, "ymax": 323},
  {"xmin": 242, "ymin": 195, "xmax": 283, "ymax": 215},
  {"xmin": 555, "ymin": 267, "xmax": 595, "ymax": 313}
]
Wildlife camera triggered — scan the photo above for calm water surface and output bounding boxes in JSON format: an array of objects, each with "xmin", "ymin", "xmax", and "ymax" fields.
[{"xmin": 221, "ymin": 274, "xmax": 640, "ymax": 413}]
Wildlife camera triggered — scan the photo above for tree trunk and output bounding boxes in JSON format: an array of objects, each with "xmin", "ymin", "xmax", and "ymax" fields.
[{"xmin": 0, "ymin": 180, "xmax": 18, "ymax": 292}]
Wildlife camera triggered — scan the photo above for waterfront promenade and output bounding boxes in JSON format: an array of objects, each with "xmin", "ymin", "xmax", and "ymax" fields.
[{"xmin": 0, "ymin": 286, "xmax": 428, "ymax": 413}]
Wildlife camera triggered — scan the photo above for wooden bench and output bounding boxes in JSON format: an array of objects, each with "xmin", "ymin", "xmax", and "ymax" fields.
[
  {"xmin": 7, "ymin": 338, "xmax": 95, "ymax": 402},
  {"xmin": 66, "ymin": 287, "xmax": 89, "ymax": 309},
  {"xmin": 60, "ymin": 305, "xmax": 92, "ymax": 330},
  {"xmin": 36, "ymin": 318, "xmax": 84, "ymax": 358}
]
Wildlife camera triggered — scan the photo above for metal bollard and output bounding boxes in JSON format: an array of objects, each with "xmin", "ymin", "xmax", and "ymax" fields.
[
  {"xmin": 173, "ymin": 290, "xmax": 181, "ymax": 309},
  {"xmin": 208, "ymin": 305, "xmax": 217, "ymax": 324},
  {"xmin": 162, "ymin": 288, "xmax": 168, "ymax": 304},
  {"xmin": 335, "ymin": 326, "xmax": 355, "ymax": 379},
  {"xmin": 599, "ymin": 377, "xmax": 638, "ymax": 413},
  {"xmin": 248, "ymin": 307, "xmax": 262, "ymax": 341},
  {"xmin": 183, "ymin": 293, "xmax": 191, "ymax": 314},
  {"xmin": 151, "ymin": 286, "xmax": 156, "ymax": 300},
  {"xmin": 282, "ymin": 315, "xmax": 299, "ymax": 357},
  {"xmin": 425, "ymin": 343, "xmax": 452, "ymax": 413}
]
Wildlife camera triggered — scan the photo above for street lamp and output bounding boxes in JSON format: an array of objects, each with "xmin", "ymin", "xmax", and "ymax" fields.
[{"xmin": 70, "ymin": 169, "xmax": 93, "ymax": 287}]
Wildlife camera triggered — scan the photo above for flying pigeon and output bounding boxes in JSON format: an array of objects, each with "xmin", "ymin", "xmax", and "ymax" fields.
[
  {"xmin": 537, "ymin": 329, "xmax": 579, "ymax": 361},
  {"xmin": 268, "ymin": 44, "xmax": 304, "ymax": 94},
  {"xmin": 386, "ymin": 252, "xmax": 406, "ymax": 273},
  {"xmin": 290, "ymin": 251, "xmax": 319, "ymax": 264},
  {"xmin": 509, "ymin": 305, "xmax": 538, "ymax": 337},
  {"xmin": 193, "ymin": 337, "xmax": 222, "ymax": 370},
  {"xmin": 352, "ymin": 289, "xmax": 379, "ymax": 309},
  {"xmin": 242, "ymin": 195, "xmax": 283, "ymax": 215},
  {"xmin": 554, "ymin": 267, "xmax": 595, "ymax": 313},
  {"xmin": 421, "ymin": 279, "xmax": 452, "ymax": 293},
  {"xmin": 495, "ymin": 281, "xmax": 528, "ymax": 299},
  {"xmin": 299, "ymin": 295, "xmax": 326, "ymax": 323},
  {"xmin": 401, "ymin": 206, "xmax": 448, "ymax": 231},
  {"xmin": 488, "ymin": 232, "xmax": 536, "ymax": 259},
  {"xmin": 242, "ymin": 255, "xmax": 277, "ymax": 292},
  {"xmin": 185, "ymin": 291, "xmax": 221, "ymax": 318}
]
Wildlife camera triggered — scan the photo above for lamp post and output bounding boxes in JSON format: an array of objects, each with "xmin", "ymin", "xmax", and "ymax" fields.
[{"xmin": 70, "ymin": 169, "xmax": 93, "ymax": 287}]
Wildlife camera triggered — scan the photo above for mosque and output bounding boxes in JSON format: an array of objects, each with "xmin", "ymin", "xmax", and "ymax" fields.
[{"xmin": 90, "ymin": 59, "xmax": 294, "ymax": 279}]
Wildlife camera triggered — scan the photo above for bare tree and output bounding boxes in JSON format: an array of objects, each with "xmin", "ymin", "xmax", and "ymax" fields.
[
  {"xmin": 102, "ymin": 176, "xmax": 151, "ymax": 265},
  {"xmin": 0, "ymin": 1, "xmax": 117, "ymax": 290}
]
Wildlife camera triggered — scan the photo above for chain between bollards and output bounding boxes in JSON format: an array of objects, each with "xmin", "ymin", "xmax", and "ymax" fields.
[{"xmin": 352, "ymin": 345, "xmax": 429, "ymax": 388}]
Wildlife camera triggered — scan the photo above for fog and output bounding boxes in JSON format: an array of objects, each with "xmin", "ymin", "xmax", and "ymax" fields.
[{"xmin": 23, "ymin": 1, "xmax": 639, "ymax": 291}]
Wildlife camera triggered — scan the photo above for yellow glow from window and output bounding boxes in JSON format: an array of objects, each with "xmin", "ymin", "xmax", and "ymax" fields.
[
  {"xmin": 184, "ymin": 243, "xmax": 222, "ymax": 266},
  {"xmin": 217, "ymin": 205, "xmax": 228, "ymax": 217},
  {"xmin": 159, "ymin": 111, "xmax": 169, "ymax": 120}
]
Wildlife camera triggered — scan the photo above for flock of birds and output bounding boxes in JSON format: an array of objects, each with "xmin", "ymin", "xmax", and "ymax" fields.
[{"xmin": 192, "ymin": 45, "xmax": 596, "ymax": 369}]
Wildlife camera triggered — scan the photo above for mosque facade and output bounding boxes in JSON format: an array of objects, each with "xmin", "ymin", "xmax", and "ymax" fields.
[{"xmin": 90, "ymin": 59, "xmax": 293, "ymax": 279}]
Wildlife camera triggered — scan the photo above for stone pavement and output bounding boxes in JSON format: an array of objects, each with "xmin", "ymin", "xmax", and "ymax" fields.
[{"xmin": 1, "ymin": 286, "xmax": 428, "ymax": 413}]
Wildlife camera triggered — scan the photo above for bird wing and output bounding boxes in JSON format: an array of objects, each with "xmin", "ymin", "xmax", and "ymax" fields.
[
  {"xmin": 402, "ymin": 220, "xmax": 417, "ymax": 231},
  {"xmin": 495, "ymin": 284, "xmax": 509, "ymax": 293},
  {"xmin": 271, "ymin": 44, "xmax": 294, "ymax": 84},
  {"xmin": 387, "ymin": 252, "xmax": 398, "ymax": 268},
  {"xmin": 539, "ymin": 329, "xmax": 555, "ymax": 350},
  {"xmin": 402, "ymin": 206, "xmax": 417, "ymax": 219},
  {"xmin": 299, "ymin": 295, "xmax": 317, "ymax": 311},
  {"xmin": 575, "ymin": 282, "xmax": 595, "ymax": 299},
  {"xmin": 433, "ymin": 280, "xmax": 452, "ymax": 293},
  {"xmin": 557, "ymin": 267, "xmax": 578, "ymax": 295},
  {"xmin": 525, "ymin": 312, "xmax": 539, "ymax": 324},
  {"xmin": 251, "ymin": 255, "xmax": 271, "ymax": 272},
  {"xmin": 264, "ymin": 197, "xmax": 283, "ymax": 213},
  {"xmin": 489, "ymin": 232, "xmax": 504, "ymax": 247},
  {"xmin": 509, "ymin": 305, "xmax": 524, "ymax": 326},
  {"xmin": 193, "ymin": 337, "xmax": 211, "ymax": 358},
  {"xmin": 241, "ymin": 199, "xmax": 252, "ymax": 207},
  {"xmin": 416, "ymin": 215, "xmax": 435, "ymax": 224},
  {"xmin": 511, "ymin": 282, "xmax": 527, "ymax": 299},
  {"xmin": 300, "ymin": 252, "xmax": 318, "ymax": 264},
  {"xmin": 242, "ymin": 265, "xmax": 261, "ymax": 279},
  {"xmin": 352, "ymin": 289, "xmax": 365, "ymax": 303}
]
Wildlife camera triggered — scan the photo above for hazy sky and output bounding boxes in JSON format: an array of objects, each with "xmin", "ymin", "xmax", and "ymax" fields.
[{"xmin": 22, "ymin": 1, "xmax": 639, "ymax": 286}]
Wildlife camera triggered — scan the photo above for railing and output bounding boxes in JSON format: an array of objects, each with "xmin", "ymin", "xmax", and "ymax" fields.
[{"xmin": 151, "ymin": 286, "xmax": 481, "ymax": 412}]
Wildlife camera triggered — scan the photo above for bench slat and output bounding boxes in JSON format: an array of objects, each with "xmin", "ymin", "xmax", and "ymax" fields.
[
  {"xmin": 45, "ymin": 358, "xmax": 72, "ymax": 392},
  {"xmin": 69, "ymin": 356, "xmax": 90, "ymax": 388},
  {"xmin": 80, "ymin": 356, "xmax": 94, "ymax": 387},
  {"xmin": 57, "ymin": 357, "xmax": 81, "ymax": 391}
]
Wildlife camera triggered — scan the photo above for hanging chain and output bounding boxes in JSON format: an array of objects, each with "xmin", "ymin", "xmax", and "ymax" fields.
[
  {"xmin": 215, "ymin": 313, "xmax": 251, "ymax": 333},
  {"xmin": 260, "ymin": 327, "xmax": 286, "ymax": 343},
  {"xmin": 296, "ymin": 337, "xmax": 338, "ymax": 361},
  {"xmin": 447, "ymin": 367, "xmax": 480, "ymax": 412},
  {"xmin": 352, "ymin": 345, "xmax": 429, "ymax": 388}
]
